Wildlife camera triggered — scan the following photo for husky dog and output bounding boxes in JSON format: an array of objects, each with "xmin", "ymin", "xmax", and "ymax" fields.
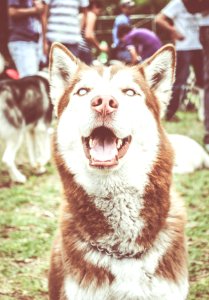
[
  {"xmin": 169, "ymin": 133, "xmax": 209, "ymax": 174},
  {"xmin": 48, "ymin": 43, "xmax": 189, "ymax": 300},
  {"xmin": 0, "ymin": 74, "xmax": 53, "ymax": 183},
  {"xmin": 0, "ymin": 52, "xmax": 5, "ymax": 75}
]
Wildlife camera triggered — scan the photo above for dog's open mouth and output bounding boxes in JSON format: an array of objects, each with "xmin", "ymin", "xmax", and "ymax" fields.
[{"xmin": 82, "ymin": 127, "xmax": 131, "ymax": 168}]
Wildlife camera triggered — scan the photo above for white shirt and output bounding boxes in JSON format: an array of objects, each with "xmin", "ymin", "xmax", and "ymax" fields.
[
  {"xmin": 198, "ymin": 15, "xmax": 209, "ymax": 26},
  {"xmin": 46, "ymin": 0, "xmax": 89, "ymax": 44},
  {"xmin": 162, "ymin": 0, "xmax": 202, "ymax": 51}
]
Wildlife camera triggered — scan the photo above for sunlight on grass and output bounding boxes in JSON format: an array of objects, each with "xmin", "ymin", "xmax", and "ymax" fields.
[
  {"xmin": 165, "ymin": 112, "xmax": 209, "ymax": 300},
  {"xmin": 0, "ymin": 165, "xmax": 60, "ymax": 300}
]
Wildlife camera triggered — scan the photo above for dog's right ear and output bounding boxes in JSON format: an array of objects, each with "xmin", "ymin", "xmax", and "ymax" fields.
[
  {"xmin": 49, "ymin": 43, "xmax": 79, "ymax": 115},
  {"xmin": 141, "ymin": 44, "xmax": 176, "ymax": 118}
]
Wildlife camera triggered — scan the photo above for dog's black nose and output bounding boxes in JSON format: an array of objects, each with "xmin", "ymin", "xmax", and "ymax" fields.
[{"xmin": 91, "ymin": 95, "xmax": 118, "ymax": 117}]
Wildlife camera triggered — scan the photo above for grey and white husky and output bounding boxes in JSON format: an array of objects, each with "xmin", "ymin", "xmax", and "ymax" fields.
[{"xmin": 0, "ymin": 74, "xmax": 53, "ymax": 183}]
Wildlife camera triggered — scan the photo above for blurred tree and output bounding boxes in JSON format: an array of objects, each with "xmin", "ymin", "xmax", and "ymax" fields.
[
  {"xmin": 100, "ymin": 0, "xmax": 170, "ymax": 15},
  {"xmin": 135, "ymin": 0, "xmax": 170, "ymax": 13}
]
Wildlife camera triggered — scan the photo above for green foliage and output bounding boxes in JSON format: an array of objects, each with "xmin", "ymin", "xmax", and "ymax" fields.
[
  {"xmin": 135, "ymin": 0, "xmax": 169, "ymax": 6},
  {"xmin": 100, "ymin": 0, "xmax": 170, "ymax": 14}
]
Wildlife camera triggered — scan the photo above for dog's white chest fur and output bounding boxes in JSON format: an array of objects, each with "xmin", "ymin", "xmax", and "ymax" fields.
[
  {"xmin": 63, "ymin": 190, "xmax": 188, "ymax": 300},
  {"xmin": 92, "ymin": 190, "xmax": 144, "ymax": 255},
  {"xmin": 64, "ymin": 257, "xmax": 188, "ymax": 300}
]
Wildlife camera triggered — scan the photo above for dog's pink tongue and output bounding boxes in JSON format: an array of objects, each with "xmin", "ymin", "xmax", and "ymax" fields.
[{"xmin": 90, "ymin": 137, "xmax": 117, "ymax": 161}]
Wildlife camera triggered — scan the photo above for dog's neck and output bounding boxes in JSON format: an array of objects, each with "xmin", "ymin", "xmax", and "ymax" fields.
[{"xmin": 54, "ymin": 131, "xmax": 173, "ymax": 255}]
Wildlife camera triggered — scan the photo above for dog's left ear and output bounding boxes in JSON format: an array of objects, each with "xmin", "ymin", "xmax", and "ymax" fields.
[
  {"xmin": 49, "ymin": 42, "xmax": 79, "ymax": 115},
  {"xmin": 141, "ymin": 44, "xmax": 176, "ymax": 117}
]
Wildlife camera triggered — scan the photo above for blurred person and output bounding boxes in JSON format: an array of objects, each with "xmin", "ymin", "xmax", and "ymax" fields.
[
  {"xmin": 42, "ymin": 0, "xmax": 89, "ymax": 59},
  {"xmin": 117, "ymin": 24, "xmax": 162, "ymax": 64},
  {"xmin": 79, "ymin": 0, "xmax": 108, "ymax": 65},
  {"xmin": 112, "ymin": 0, "xmax": 135, "ymax": 63},
  {"xmin": 198, "ymin": 13, "xmax": 209, "ymax": 151},
  {"xmin": 155, "ymin": 0, "xmax": 203, "ymax": 121},
  {"xmin": 0, "ymin": 0, "xmax": 8, "ymax": 57},
  {"xmin": 7, "ymin": 0, "xmax": 45, "ymax": 78},
  {"xmin": 181, "ymin": 0, "xmax": 209, "ymax": 150}
]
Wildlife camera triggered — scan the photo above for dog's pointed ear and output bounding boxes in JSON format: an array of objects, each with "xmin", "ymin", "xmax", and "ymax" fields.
[
  {"xmin": 141, "ymin": 44, "xmax": 176, "ymax": 118},
  {"xmin": 49, "ymin": 42, "xmax": 79, "ymax": 115}
]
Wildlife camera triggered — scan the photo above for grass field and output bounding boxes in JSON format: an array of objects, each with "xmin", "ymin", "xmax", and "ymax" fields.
[{"xmin": 0, "ymin": 111, "xmax": 209, "ymax": 300}]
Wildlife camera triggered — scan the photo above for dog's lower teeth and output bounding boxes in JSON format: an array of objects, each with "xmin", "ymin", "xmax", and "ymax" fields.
[
  {"xmin": 89, "ymin": 138, "xmax": 93, "ymax": 148},
  {"xmin": 117, "ymin": 139, "xmax": 123, "ymax": 149}
]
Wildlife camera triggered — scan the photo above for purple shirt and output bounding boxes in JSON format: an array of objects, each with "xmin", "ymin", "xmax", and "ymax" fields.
[{"xmin": 125, "ymin": 28, "xmax": 162, "ymax": 60}]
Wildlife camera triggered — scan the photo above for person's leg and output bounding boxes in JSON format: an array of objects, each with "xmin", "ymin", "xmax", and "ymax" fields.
[
  {"xmin": 116, "ymin": 48, "xmax": 132, "ymax": 63},
  {"xmin": 166, "ymin": 51, "xmax": 191, "ymax": 120},
  {"xmin": 8, "ymin": 41, "xmax": 39, "ymax": 77},
  {"xmin": 191, "ymin": 49, "xmax": 204, "ymax": 121},
  {"xmin": 38, "ymin": 37, "xmax": 47, "ymax": 69},
  {"xmin": 200, "ymin": 26, "xmax": 209, "ymax": 150},
  {"xmin": 64, "ymin": 43, "xmax": 79, "ymax": 57},
  {"xmin": 78, "ymin": 48, "xmax": 93, "ymax": 65},
  {"xmin": 192, "ymin": 49, "xmax": 204, "ymax": 89}
]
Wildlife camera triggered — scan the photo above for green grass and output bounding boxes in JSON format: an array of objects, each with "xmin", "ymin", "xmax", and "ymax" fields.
[
  {"xmin": 0, "ymin": 165, "xmax": 60, "ymax": 300},
  {"xmin": 0, "ymin": 111, "xmax": 209, "ymax": 299},
  {"xmin": 165, "ymin": 111, "xmax": 209, "ymax": 300}
]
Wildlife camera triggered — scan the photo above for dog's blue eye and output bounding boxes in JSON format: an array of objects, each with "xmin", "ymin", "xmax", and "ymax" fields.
[
  {"xmin": 77, "ymin": 88, "xmax": 90, "ymax": 96},
  {"xmin": 123, "ymin": 89, "xmax": 136, "ymax": 97}
]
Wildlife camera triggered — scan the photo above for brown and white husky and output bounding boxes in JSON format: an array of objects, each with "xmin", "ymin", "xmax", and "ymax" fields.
[{"xmin": 48, "ymin": 43, "xmax": 189, "ymax": 300}]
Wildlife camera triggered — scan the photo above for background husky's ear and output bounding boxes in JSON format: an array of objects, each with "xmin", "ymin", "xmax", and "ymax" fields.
[
  {"xmin": 49, "ymin": 42, "xmax": 79, "ymax": 115},
  {"xmin": 141, "ymin": 44, "xmax": 176, "ymax": 118}
]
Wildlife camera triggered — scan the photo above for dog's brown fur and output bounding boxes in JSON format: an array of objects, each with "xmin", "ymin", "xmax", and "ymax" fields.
[{"xmin": 48, "ymin": 43, "xmax": 188, "ymax": 300}]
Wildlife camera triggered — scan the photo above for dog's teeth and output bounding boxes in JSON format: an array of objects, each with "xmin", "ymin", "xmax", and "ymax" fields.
[
  {"xmin": 89, "ymin": 138, "xmax": 93, "ymax": 148},
  {"xmin": 117, "ymin": 139, "xmax": 123, "ymax": 149}
]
